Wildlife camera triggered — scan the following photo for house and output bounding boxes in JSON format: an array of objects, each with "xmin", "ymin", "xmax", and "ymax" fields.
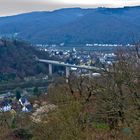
[
  {"xmin": 19, "ymin": 97, "xmax": 33, "ymax": 113},
  {"xmin": 0, "ymin": 100, "xmax": 12, "ymax": 112},
  {"xmin": 0, "ymin": 105, "xmax": 12, "ymax": 112},
  {"xmin": 22, "ymin": 104, "xmax": 33, "ymax": 113},
  {"xmin": 19, "ymin": 97, "xmax": 30, "ymax": 106}
]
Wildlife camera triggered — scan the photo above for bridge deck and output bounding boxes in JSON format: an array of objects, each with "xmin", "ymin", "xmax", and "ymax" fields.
[{"xmin": 38, "ymin": 59, "xmax": 102, "ymax": 71}]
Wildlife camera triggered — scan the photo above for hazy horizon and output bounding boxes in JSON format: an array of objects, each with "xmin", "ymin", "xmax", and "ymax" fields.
[{"xmin": 0, "ymin": 0, "xmax": 140, "ymax": 17}]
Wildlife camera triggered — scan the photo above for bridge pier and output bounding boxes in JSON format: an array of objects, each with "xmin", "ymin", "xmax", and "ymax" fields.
[
  {"xmin": 89, "ymin": 71, "xmax": 92, "ymax": 77},
  {"xmin": 66, "ymin": 66, "xmax": 70, "ymax": 82},
  {"xmin": 49, "ymin": 64, "xmax": 52, "ymax": 75}
]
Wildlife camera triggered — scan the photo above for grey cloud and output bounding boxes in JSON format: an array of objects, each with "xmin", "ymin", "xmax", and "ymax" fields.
[{"xmin": 0, "ymin": 0, "xmax": 140, "ymax": 16}]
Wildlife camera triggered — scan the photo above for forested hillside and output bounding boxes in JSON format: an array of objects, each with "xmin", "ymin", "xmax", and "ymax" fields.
[{"xmin": 0, "ymin": 38, "xmax": 47, "ymax": 80}]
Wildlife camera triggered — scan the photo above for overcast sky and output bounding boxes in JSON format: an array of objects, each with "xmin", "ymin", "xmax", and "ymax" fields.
[{"xmin": 0, "ymin": 0, "xmax": 140, "ymax": 16}]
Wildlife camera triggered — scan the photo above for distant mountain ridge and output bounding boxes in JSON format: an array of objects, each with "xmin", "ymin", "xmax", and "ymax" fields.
[{"xmin": 0, "ymin": 6, "xmax": 140, "ymax": 45}]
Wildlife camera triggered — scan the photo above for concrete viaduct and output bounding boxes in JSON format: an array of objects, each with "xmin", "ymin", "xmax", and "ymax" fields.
[{"xmin": 38, "ymin": 59, "xmax": 103, "ymax": 78}]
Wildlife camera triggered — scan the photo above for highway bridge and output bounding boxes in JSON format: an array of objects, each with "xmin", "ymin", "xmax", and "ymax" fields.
[{"xmin": 38, "ymin": 59, "xmax": 103, "ymax": 78}]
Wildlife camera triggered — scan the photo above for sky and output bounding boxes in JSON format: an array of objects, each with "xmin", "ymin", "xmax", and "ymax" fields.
[{"xmin": 0, "ymin": 0, "xmax": 140, "ymax": 16}]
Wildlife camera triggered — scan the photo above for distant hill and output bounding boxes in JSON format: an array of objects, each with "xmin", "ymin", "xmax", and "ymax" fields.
[
  {"xmin": 0, "ymin": 7, "xmax": 140, "ymax": 45},
  {"xmin": 0, "ymin": 38, "xmax": 48, "ymax": 80}
]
